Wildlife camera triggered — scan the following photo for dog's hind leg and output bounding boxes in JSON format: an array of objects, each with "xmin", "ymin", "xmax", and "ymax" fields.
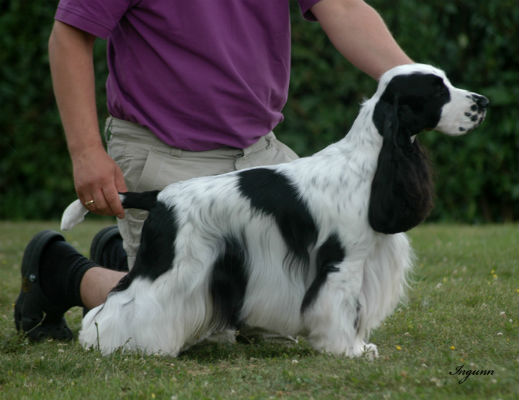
[
  {"xmin": 79, "ymin": 263, "xmax": 216, "ymax": 356},
  {"xmin": 302, "ymin": 259, "xmax": 376, "ymax": 358}
]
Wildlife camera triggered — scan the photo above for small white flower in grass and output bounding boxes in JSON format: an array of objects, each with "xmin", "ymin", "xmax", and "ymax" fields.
[
  {"xmin": 430, "ymin": 377, "xmax": 443, "ymax": 387},
  {"xmin": 497, "ymin": 332, "xmax": 503, "ymax": 336}
]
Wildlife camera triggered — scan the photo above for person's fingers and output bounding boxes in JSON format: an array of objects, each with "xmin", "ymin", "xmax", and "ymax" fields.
[
  {"xmin": 115, "ymin": 166, "xmax": 128, "ymax": 194},
  {"xmin": 103, "ymin": 184, "xmax": 125, "ymax": 218},
  {"xmin": 76, "ymin": 183, "xmax": 96, "ymax": 211},
  {"xmin": 91, "ymin": 188, "xmax": 110, "ymax": 215},
  {"xmin": 113, "ymin": 164, "xmax": 128, "ymax": 218},
  {"xmin": 72, "ymin": 149, "xmax": 128, "ymax": 217}
]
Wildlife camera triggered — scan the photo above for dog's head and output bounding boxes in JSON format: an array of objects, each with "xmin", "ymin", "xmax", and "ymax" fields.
[
  {"xmin": 368, "ymin": 64, "xmax": 488, "ymax": 234},
  {"xmin": 373, "ymin": 63, "xmax": 488, "ymax": 137}
]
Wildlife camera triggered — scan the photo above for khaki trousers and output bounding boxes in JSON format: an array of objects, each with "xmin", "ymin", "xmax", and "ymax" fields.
[{"xmin": 104, "ymin": 116, "xmax": 299, "ymax": 269}]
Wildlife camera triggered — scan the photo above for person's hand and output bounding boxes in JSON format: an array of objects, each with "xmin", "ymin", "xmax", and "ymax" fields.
[{"xmin": 72, "ymin": 147, "xmax": 127, "ymax": 218}]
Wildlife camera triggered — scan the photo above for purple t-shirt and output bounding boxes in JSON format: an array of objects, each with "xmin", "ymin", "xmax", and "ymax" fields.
[{"xmin": 55, "ymin": 0, "xmax": 320, "ymax": 151}]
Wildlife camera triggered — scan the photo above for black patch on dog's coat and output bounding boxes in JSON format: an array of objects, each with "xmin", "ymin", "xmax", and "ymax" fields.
[
  {"xmin": 121, "ymin": 190, "xmax": 160, "ymax": 211},
  {"xmin": 369, "ymin": 73, "xmax": 450, "ymax": 234},
  {"xmin": 354, "ymin": 299, "xmax": 361, "ymax": 332},
  {"xmin": 209, "ymin": 236, "xmax": 248, "ymax": 329},
  {"xmin": 238, "ymin": 168, "xmax": 318, "ymax": 266},
  {"xmin": 373, "ymin": 73, "xmax": 451, "ymax": 136},
  {"xmin": 301, "ymin": 233, "xmax": 345, "ymax": 312},
  {"xmin": 111, "ymin": 199, "xmax": 178, "ymax": 292}
]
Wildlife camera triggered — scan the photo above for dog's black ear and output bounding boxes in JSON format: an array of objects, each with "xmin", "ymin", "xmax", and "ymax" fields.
[{"xmin": 368, "ymin": 97, "xmax": 433, "ymax": 234}]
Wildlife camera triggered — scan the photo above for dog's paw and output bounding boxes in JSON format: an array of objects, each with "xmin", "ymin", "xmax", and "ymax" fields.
[
  {"xmin": 206, "ymin": 329, "xmax": 237, "ymax": 344},
  {"xmin": 362, "ymin": 342, "xmax": 379, "ymax": 361}
]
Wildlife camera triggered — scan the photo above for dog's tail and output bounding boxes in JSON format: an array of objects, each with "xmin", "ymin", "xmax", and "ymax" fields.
[
  {"xmin": 60, "ymin": 191, "xmax": 159, "ymax": 231},
  {"xmin": 120, "ymin": 191, "xmax": 159, "ymax": 211}
]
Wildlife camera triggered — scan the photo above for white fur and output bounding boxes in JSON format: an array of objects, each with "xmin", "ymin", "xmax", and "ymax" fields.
[
  {"xmin": 61, "ymin": 199, "xmax": 88, "ymax": 231},
  {"xmin": 63, "ymin": 64, "xmax": 486, "ymax": 357}
]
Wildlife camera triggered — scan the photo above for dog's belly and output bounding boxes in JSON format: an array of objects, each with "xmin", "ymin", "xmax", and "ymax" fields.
[
  {"xmin": 233, "ymin": 222, "xmax": 307, "ymax": 335},
  {"xmin": 240, "ymin": 277, "xmax": 306, "ymax": 335}
]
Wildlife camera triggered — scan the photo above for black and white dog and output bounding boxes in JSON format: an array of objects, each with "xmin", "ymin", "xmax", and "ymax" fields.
[{"xmin": 61, "ymin": 64, "xmax": 488, "ymax": 357}]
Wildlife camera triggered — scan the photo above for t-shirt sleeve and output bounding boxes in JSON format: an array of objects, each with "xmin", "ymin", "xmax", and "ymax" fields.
[
  {"xmin": 297, "ymin": 0, "xmax": 322, "ymax": 21},
  {"xmin": 54, "ymin": 0, "xmax": 134, "ymax": 39}
]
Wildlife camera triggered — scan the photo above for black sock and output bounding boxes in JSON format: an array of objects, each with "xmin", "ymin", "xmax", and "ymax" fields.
[{"xmin": 39, "ymin": 240, "xmax": 97, "ymax": 310}]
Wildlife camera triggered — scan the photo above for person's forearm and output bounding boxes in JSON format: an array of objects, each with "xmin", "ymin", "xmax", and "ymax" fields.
[
  {"xmin": 312, "ymin": 0, "xmax": 413, "ymax": 80},
  {"xmin": 49, "ymin": 21, "xmax": 103, "ymax": 158},
  {"xmin": 48, "ymin": 21, "xmax": 127, "ymax": 217}
]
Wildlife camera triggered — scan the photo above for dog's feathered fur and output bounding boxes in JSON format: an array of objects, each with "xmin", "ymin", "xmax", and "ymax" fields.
[{"xmin": 61, "ymin": 64, "xmax": 488, "ymax": 357}]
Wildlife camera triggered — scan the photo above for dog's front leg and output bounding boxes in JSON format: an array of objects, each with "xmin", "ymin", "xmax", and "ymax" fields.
[{"xmin": 302, "ymin": 259, "xmax": 377, "ymax": 358}]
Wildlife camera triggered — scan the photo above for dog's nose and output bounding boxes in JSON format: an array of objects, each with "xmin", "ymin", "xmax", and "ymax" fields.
[{"xmin": 472, "ymin": 94, "xmax": 489, "ymax": 110}]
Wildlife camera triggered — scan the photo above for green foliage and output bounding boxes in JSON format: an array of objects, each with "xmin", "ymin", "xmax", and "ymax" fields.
[
  {"xmin": 0, "ymin": 2, "xmax": 108, "ymax": 220},
  {"xmin": 0, "ymin": 1, "xmax": 517, "ymax": 221}
]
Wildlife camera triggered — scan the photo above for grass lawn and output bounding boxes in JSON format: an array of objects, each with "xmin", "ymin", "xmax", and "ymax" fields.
[{"xmin": 0, "ymin": 221, "xmax": 517, "ymax": 399}]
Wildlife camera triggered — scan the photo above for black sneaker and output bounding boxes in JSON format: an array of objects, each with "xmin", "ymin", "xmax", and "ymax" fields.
[
  {"xmin": 89, "ymin": 225, "xmax": 128, "ymax": 271},
  {"xmin": 14, "ymin": 231, "xmax": 73, "ymax": 341}
]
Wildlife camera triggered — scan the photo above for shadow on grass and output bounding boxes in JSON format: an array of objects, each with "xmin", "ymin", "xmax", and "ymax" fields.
[
  {"xmin": 2, "ymin": 324, "xmax": 316, "ymax": 364},
  {"xmin": 179, "ymin": 336, "xmax": 316, "ymax": 363},
  {"xmin": 0, "ymin": 331, "xmax": 30, "ymax": 354}
]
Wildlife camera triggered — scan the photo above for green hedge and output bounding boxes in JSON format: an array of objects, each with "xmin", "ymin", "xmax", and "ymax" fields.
[{"xmin": 1, "ymin": 1, "xmax": 517, "ymax": 222}]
